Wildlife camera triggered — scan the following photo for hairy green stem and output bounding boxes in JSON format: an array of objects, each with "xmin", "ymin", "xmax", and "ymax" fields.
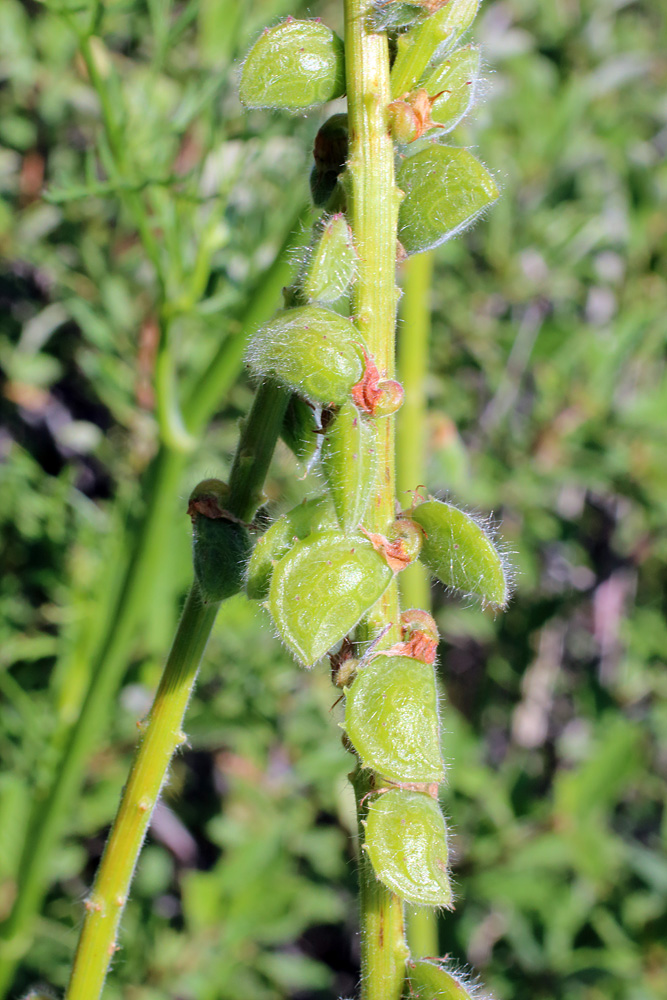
[
  {"xmin": 344, "ymin": 1, "xmax": 406, "ymax": 996},
  {"xmin": 64, "ymin": 381, "xmax": 288, "ymax": 1000},
  {"xmin": 0, "ymin": 224, "xmax": 302, "ymax": 998},
  {"xmin": 398, "ymin": 253, "xmax": 439, "ymax": 960}
]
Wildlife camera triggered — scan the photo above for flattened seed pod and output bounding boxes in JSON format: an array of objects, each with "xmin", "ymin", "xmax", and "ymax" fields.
[
  {"xmin": 409, "ymin": 960, "xmax": 477, "ymax": 1000},
  {"xmin": 302, "ymin": 215, "xmax": 357, "ymax": 304},
  {"xmin": 246, "ymin": 496, "xmax": 334, "ymax": 600},
  {"xmin": 364, "ymin": 789, "xmax": 452, "ymax": 906},
  {"xmin": 344, "ymin": 655, "xmax": 445, "ymax": 783},
  {"xmin": 188, "ymin": 480, "xmax": 251, "ymax": 603},
  {"xmin": 397, "ymin": 146, "xmax": 498, "ymax": 256},
  {"xmin": 240, "ymin": 19, "xmax": 345, "ymax": 111},
  {"xmin": 245, "ymin": 306, "xmax": 366, "ymax": 406},
  {"xmin": 408, "ymin": 499, "xmax": 509, "ymax": 608},
  {"xmin": 267, "ymin": 530, "xmax": 394, "ymax": 666},
  {"xmin": 281, "ymin": 395, "xmax": 321, "ymax": 469},
  {"xmin": 321, "ymin": 401, "xmax": 378, "ymax": 532},
  {"xmin": 423, "ymin": 45, "xmax": 481, "ymax": 133}
]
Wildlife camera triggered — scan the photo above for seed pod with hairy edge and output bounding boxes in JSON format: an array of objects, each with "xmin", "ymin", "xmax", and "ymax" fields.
[
  {"xmin": 397, "ymin": 145, "xmax": 498, "ymax": 256},
  {"xmin": 188, "ymin": 480, "xmax": 251, "ymax": 603},
  {"xmin": 246, "ymin": 496, "xmax": 335, "ymax": 600},
  {"xmin": 321, "ymin": 401, "xmax": 378, "ymax": 532},
  {"xmin": 409, "ymin": 959, "xmax": 480, "ymax": 1000},
  {"xmin": 364, "ymin": 789, "xmax": 452, "ymax": 906},
  {"xmin": 422, "ymin": 45, "xmax": 481, "ymax": 134},
  {"xmin": 301, "ymin": 214, "xmax": 357, "ymax": 304},
  {"xmin": 245, "ymin": 306, "xmax": 367, "ymax": 406},
  {"xmin": 344, "ymin": 654, "xmax": 445, "ymax": 783},
  {"xmin": 407, "ymin": 498, "xmax": 511, "ymax": 608},
  {"xmin": 281, "ymin": 395, "xmax": 322, "ymax": 470},
  {"xmin": 240, "ymin": 19, "xmax": 345, "ymax": 111},
  {"xmin": 267, "ymin": 530, "xmax": 394, "ymax": 666}
]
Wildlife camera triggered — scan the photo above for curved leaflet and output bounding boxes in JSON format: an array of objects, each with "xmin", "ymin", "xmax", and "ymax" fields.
[
  {"xmin": 321, "ymin": 401, "xmax": 378, "ymax": 532},
  {"xmin": 267, "ymin": 530, "xmax": 394, "ymax": 666},
  {"xmin": 344, "ymin": 654, "xmax": 445, "ymax": 783},
  {"xmin": 364, "ymin": 789, "xmax": 452, "ymax": 906},
  {"xmin": 409, "ymin": 960, "xmax": 478, "ymax": 1000},
  {"xmin": 246, "ymin": 496, "xmax": 334, "ymax": 600}
]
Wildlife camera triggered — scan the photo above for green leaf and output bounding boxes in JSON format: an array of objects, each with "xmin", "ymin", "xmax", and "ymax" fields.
[
  {"xmin": 240, "ymin": 19, "xmax": 345, "ymax": 111},
  {"xmin": 345, "ymin": 655, "xmax": 445, "ymax": 783},
  {"xmin": 321, "ymin": 401, "xmax": 378, "ymax": 532},
  {"xmin": 408, "ymin": 959, "xmax": 476, "ymax": 999},
  {"xmin": 364, "ymin": 789, "xmax": 452, "ymax": 906},
  {"xmin": 397, "ymin": 145, "xmax": 499, "ymax": 255}
]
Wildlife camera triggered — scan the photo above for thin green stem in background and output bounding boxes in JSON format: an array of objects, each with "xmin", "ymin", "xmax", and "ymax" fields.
[
  {"xmin": 397, "ymin": 251, "xmax": 440, "ymax": 961},
  {"xmin": 0, "ymin": 220, "xmax": 304, "ymax": 998},
  {"xmin": 64, "ymin": 381, "xmax": 289, "ymax": 1000},
  {"xmin": 343, "ymin": 1, "xmax": 407, "ymax": 997}
]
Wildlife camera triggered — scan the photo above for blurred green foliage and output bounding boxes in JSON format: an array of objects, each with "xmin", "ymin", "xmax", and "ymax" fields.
[{"xmin": 0, "ymin": 0, "xmax": 665, "ymax": 999}]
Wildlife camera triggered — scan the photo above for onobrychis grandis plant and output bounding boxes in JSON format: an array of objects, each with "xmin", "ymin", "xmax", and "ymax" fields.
[{"xmin": 62, "ymin": 1, "xmax": 511, "ymax": 998}]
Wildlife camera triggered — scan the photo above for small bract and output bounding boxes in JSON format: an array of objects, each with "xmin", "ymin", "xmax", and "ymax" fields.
[
  {"xmin": 345, "ymin": 655, "xmax": 445, "ymax": 783},
  {"xmin": 245, "ymin": 306, "xmax": 366, "ymax": 406},
  {"xmin": 408, "ymin": 499, "xmax": 509, "ymax": 608},
  {"xmin": 302, "ymin": 215, "xmax": 357, "ymax": 304},
  {"xmin": 188, "ymin": 480, "xmax": 251, "ymax": 604},
  {"xmin": 423, "ymin": 45, "xmax": 481, "ymax": 133},
  {"xmin": 397, "ymin": 146, "xmax": 498, "ymax": 255},
  {"xmin": 267, "ymin": 530, "xmax": 394, "ymax": 666},
  {"xmin": 246, "ymin": 496, "xmax": 334, "ymax": 600},
  {"xmin": 409, "ymin": 959, "xmax": 476, "ymax": 1000},
  {"xmin": 364, "ymin": 789, "xmax": 452, "ymax": 906},
  {"xmin": 321, "ymin": 401, "xmax": 378, "ymax": 532},
  {"xmin": 240, "ymin": 19, "xmax": 345, "ymax": 111}
]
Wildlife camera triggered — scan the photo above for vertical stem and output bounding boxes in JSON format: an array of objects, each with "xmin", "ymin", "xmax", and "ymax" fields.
[
  {"xmin": 397, "ymin": 252, "xmax": 440, "ymax": 960},
  {"xmin": 343, "ymin": 2, "xmax": 407, "ymax": 997},
  {"xmin": 65, "ymin": 584, "xmax": 218, "ymax": 1000},
  {"xmin": 63, "ymin": 381, "xmax": 288, "ymax": 1000}
]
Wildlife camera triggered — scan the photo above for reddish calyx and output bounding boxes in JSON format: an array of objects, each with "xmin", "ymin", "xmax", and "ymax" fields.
[{"xmin": 352, "ymin": 350, "xmax": 404, "ymax": 416}]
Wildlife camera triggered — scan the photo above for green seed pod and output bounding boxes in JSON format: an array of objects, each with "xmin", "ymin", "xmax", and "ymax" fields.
[
  {"xmin": 409, "ymin": 960, "xmax": 477, "ymax": 1000},
  {"xmin": 364, "ymin": 789, "xmax": 452, "ymax": 906},
  {"xmin": 245, "ymin": 306, "xmax": 366, "ymax": 406},
  {"xmin": 321, "ymin": 401, "xmax": 378, "ymax": 532},
  {"xmin": 423, "ymin": 45, "xmax": 481, "ymax": 133},
  {"xmin": 301, "ymin": 214, "xmax": 357, "ymax": 304},
  {"xmin": 246, "ymin": 496, "xmax": 334, "ymax": 600},
  {"xmin": 267, "ymin": 530, "xmax": 394, "ymax": 666},
  {"xmin": 281, "ymin": 395, "xmax": 321, "ymax": 469},
  {"xmin": 188, "ymin": 480, "xmax": 251, "ymax": 604},
  {"xmin": 310, "ymin": 114, "xmax": 349, "ymax": 208},
  {"xmin": 390, "ymin": 0, "xmax": 480, "ymax": 98},
  {"xmin": 397, "ymin": 146, "xmax": 498, "ymax": 256},
  {"xmin": 345, "ymin": 654, "xmax": 445, "ymax": 783},
  {"xmin": 240, "ymin": 19, "xmax": 345, "ymax": 111},
  {"xmin": 407, "ymin": 499, "xmax": 510, "ymax": 608}
]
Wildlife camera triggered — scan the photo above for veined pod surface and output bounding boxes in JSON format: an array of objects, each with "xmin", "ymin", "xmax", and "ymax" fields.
[
  {"xmin": 267, "ymin": 530, "xmax": 394, "ymax": 666},
  {"xmin": 409, "ymin": 960, "xmax": 477, "ymax": 1000},
  {"xmin": 245, "ymin": 306, "xmax": 366, "ymax": 406},
  {"xmin": 423, "ymin": 45, "xmax": 481, "ymax": 133},
  {"xmin": 240, "ymin": 19, "xmax": 345, "ymax": 111},
  {"xmin": 364, "ymin": 789, "xmax": 452, "ymax": 906},
  {"xmin": 344, "ymin": 655, "xmax": 445, "ymax": 783},
  {"xmin": 408, "ymin": 499, "xmax": 509, "ymax": 608},
  {"xmin": 188, "ymin": 480, "xmax": 251, "ymax": 603},
  {"xmin": 302, "ymin": 214, "xmax": 357, "ymax": 303},
  {"xmin": 397, "ymin": 146, "xmax": 498, "ymax": 256},
  {"xmin": 246, "ymin": 496, "xmax": 334, "ymax": 600},
  {"xmin": 321, "ymin": 401, "xmax": 378, "ymax": 532},
  {"xmin": 281, "ymin": 395, "xmax": 321, "ymax": 469},
  {"xmin": 390, "ymin": 0, "xmax": 480, "ymax": 98}
]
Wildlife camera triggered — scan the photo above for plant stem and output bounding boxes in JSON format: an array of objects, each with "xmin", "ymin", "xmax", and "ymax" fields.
[
  {"xmin": 64, "ymin": 381, "xmax": 288, "ymax": 1000},
  {"xmin": 0, "ymin": 224, "xmax": 301, "ymax": 999},
  {"xmin": 343, "ymin": 1, "xmax": 407, "ymax": 996},
  {"xmin": 397, "ymin": 252, "xmax": 440, "ymax": 960},
  {"xmin": 64, "ymin": 583, "xmax": 218, "ymax": 1000}
]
